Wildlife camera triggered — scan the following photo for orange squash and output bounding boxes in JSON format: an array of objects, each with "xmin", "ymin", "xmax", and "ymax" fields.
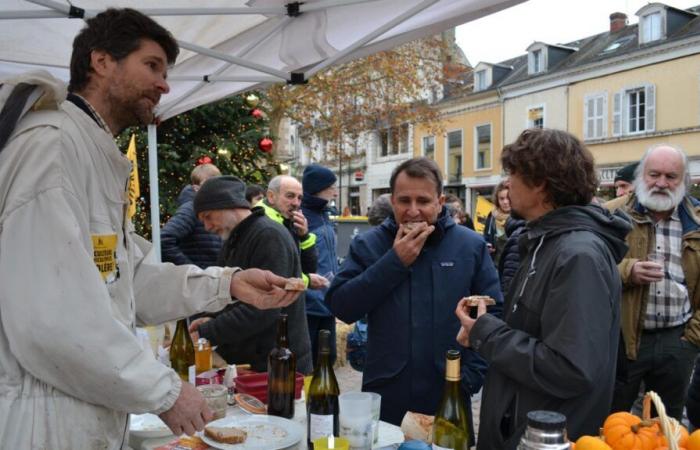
[
  {"xmin": 687, "ymin": 430, "xmax": 700, "ymax": 450},
  {"xmin": 657, "ymin": 424, "xmax": 689, "ymax": 448},
  {"xmin": 575, "ymin": 435, "xmax": 612, "ymax": 450},
  {"xmin": 603, "ymin": 412, "xmax": 659, "ymax": 450}
]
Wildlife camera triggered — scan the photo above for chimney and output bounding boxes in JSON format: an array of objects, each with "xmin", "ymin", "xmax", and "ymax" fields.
[{"xmin": 610, "ymin": 12, "xmax": 628, "ymax": 33}]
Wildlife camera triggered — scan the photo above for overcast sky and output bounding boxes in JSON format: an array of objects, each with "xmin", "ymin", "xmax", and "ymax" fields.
[{"xmin": 455, "ymin": 0, "xmax": 699, "ymax": 66}]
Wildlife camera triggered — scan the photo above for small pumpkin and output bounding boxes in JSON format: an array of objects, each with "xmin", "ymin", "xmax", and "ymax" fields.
[
  {"xmin": 687, "ymin": 430, "xmax": 700, "ymax": 450},
  {"xmin": 576, "ymin": 435, "xmax": 612, "ymax": 450},
  {"xmin": 657, "ymin": 424, "xmax": 689, "ymax": 448},
  {"xmin": 603, "ymin": 412, "xmax": 659, "ymax": 450}
]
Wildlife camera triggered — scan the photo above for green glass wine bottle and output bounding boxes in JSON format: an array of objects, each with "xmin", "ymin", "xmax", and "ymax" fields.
[
  {"xmin": 431, "ymin": 350, "xmax": 470, "ymax": 450},
  {"xmin": 169, "ymin": 318, "xmax": 194, "ymax": 382},
  {"xmin": 307, "ymin": 329, "xmax": 340, "ymax": 448}
]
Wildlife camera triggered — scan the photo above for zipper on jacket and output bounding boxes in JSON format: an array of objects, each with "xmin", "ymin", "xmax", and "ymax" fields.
[{"xmin": 514, "ymin": 234, "xmax": 546, "ymax": 311}]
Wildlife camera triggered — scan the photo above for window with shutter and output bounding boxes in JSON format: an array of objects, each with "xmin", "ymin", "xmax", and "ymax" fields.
[
  {"xmin": 645, "ymin": 84, "xmax": 656, "ymax": 132},
  {"xmin": 584, "ymin": 93, "xmax": 607, "ymax": 140},
  {"xmin": 613, "ymin": 92, "xmax": 622, "ymax": 136}
]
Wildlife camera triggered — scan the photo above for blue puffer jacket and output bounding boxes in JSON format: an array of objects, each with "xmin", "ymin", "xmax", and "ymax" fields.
[
  {"xmin": 160, "ymin": 185, "xmax": 222, "ymax": 268},
  {"xmin": 302, "ymin": 193, "xmax": 338, "ymax": 317},
  {"xmin": 326, "ymin": 209, "xmax": 503, "ymax": 425}
]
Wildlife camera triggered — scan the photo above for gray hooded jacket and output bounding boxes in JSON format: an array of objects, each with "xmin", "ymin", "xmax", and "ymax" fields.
[{"xmin": 471, "ymin": 204, "xmax": 630, "ymax": 449}]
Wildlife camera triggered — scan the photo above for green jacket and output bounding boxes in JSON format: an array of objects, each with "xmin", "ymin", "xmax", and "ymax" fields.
[{"xmin": 605, "ymin": 193, "xmax": 700, "ymax": 359}]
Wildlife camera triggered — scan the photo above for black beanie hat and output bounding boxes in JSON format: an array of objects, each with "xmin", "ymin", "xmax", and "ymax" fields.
[
  {"xmin": 194, "ymin": 175, "xmax": 251, "ymax": 215},
  {"xmin": 614, "ymin": 162, "xmax": 639, "ymax": 184},
  {"xmin": 303, "ymin": 164, "xmax": 337, "ymax": 194}
]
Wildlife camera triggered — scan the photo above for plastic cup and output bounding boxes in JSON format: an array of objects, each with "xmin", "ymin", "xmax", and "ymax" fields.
[
  {"xmin": 367, "ymin": 392, "xmax": 381, "ymax": 444},
  {"xmin": 339, "ymin": 392, "xmax": 373, "ymax": 450}
]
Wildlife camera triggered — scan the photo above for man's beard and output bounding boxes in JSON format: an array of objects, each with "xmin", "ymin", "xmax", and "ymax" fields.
[
  {"xmin": 107, "ymin": 82, "xmax": 157, "ymax": 131},
  {"xmin": 635, "ymin": 179, "xmax": 686, "ymax": 212}
]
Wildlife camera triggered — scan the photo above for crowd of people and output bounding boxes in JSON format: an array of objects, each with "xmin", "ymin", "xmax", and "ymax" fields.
[{"xmin": 2, "ymin": 7, "xmax": 700, "ymax": 450}]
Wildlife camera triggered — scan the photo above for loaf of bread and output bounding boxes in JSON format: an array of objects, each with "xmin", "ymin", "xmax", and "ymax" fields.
[
  {"xmin": 204, "ymin": 425, "xmax": 247, "ymax": 444},
  {"xmin": 400, "ymin": 411, "xmax": 434, "ymax": 443}
]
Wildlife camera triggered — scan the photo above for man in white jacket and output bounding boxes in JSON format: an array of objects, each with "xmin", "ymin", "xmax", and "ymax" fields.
[{"xmin": 0, "ymin": 8, "xmax": 300, "ymax": 449}]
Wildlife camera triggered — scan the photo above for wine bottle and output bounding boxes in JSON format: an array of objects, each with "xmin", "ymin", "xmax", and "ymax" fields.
[
  {"xmin": 267, "ymin": 314, "xmax": 296, "ymax": 418},
  {"xmin": 431, "ymin": 350, "xmax": 470, "ymax": 450},
  {"xmin": 170, "ymin": 318, "xmax": 194, "ymax": 382},
  {"xmin": 307, "ymin": 329, "xmax": 340, "ymax": 448}
]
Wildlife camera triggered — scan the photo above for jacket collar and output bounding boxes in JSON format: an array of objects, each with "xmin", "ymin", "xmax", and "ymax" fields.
[
  {"xmin": 302, "ymin": 192, "xmax": 328, "ymax": 212},
  {"xmin": 224, "ymin": 208, "xmax": 265, "ymax": 248}
]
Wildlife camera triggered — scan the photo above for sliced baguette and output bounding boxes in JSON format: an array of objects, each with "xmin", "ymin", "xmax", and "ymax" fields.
[{"xmin": 204, "ymin": 425, "xmax": 247, "ymax": 444}]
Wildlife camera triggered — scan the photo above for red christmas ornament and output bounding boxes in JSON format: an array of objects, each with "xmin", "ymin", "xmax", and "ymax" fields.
[
  {"xmin": 250, "ymin": 108, "xmax": 264, "ymax": 119},
  {"xmin": 197, "ymin": 155, "xmax": 213, "ymax": 165},
  {"xmin": 258, "ymin": 137, "xmax": 273, "ymax": 153}
]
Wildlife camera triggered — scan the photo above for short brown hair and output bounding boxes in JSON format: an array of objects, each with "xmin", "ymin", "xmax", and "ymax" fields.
[
  {"xmin": 501, "ymin": 129, "xmax": 598, "ymax": 208},
  {"xmin": 69, "ymin": 8, "xmax": 179, "ymax": 93},
  {"xmin": 390, "ymin": 157, "xmax": 443, "ymax": 196}
]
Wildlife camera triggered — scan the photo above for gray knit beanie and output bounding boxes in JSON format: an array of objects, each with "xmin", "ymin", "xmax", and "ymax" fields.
[{"xmin": 194, "ymin": 175, "xmax": 250, "ymax": 214}]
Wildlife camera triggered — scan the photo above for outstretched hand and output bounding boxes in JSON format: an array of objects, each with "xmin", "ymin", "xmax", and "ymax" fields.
[{"xmin": 230, "ymin": 268, "xmax": 300, "ymax": 309}]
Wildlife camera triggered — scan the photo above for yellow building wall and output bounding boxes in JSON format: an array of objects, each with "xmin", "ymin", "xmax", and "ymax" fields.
[
  {"xmin": 569, "ymin": 55, "xmax": 700, "ymax": 166},
  {"xmin": 413, "ymin": 101, "xmax": 503, "ymax": 180}
]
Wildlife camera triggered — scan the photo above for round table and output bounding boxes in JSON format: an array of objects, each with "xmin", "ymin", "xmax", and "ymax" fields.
[{"xmin": 129, "ymin": 398, "xmax": 404, "ymax": 450}]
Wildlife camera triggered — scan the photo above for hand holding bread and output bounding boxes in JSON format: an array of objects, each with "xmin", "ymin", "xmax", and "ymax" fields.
[{"xmin": 454, "ymin": 295, "xmax": 493, "ymax": 348}]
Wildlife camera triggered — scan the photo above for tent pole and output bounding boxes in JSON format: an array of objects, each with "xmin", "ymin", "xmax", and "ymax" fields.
[{"xmin": 148, "ymin": 124, "xmax": 162, "ymax": 262}]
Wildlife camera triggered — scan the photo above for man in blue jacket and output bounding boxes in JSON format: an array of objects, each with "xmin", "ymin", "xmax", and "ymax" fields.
[
  {"xmin": 160, "ymin": 163, "xmax": 222, "ymax": 268},
  {"xmin": 326, "ymin": 157, "xmax": 502, "ymax": 433},
  {"xmin": 301, "ymin": 164, "xmax": 339, "ymax": 366}
]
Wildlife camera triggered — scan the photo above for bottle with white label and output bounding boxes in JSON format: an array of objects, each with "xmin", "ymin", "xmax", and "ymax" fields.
[
  {"xmin": 431, "ymin": 350, "xmax": 470, "ymax": 450},
  {"xmin": 307, "ymin": 329, "xmax": 340, "ymax": 448}
]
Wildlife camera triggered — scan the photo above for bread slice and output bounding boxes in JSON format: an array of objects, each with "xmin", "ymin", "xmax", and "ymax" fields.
[
  {"xmin": 462, "ymin": 295, "xmax": 496, "ymax": 307},
  {"xmin": 284, "ymin": 277, "xmax": 305, "ymax": 291},
  {"xmin": 403, "ymin": 221, "xmax": 427, "ymax": 232},
  {"xmin": 204, "ymin": 425, "xmax": 247, "ymax": 444}
]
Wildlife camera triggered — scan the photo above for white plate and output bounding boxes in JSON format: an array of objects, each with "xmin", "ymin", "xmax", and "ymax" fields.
[
  {"xmin": 200, "ymin": 415, "xmax": 303, "ymax": 450},
  {"xmin": 129, "ymin": 413, "xmax": 171, "ymax": 438}
]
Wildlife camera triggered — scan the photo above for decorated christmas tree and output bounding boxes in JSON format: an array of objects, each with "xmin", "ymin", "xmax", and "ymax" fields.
[{"xmin": 117, "ymin": 92, "xmax": 277, "ymax": 238}]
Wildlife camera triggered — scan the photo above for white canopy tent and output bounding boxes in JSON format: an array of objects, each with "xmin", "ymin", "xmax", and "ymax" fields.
[{"xmin": 0, "ymin": 0, "xmax": 525, "ymax": 257}]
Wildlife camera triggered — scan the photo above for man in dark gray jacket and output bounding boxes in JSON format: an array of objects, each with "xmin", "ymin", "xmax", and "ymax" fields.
[
  {"xmin": 189, "ymin": 176, "xmax": 312, "ymax": 374},
  {"xmin": 456, "ymin": 129, "xmax": 630, "ymax": 449}
]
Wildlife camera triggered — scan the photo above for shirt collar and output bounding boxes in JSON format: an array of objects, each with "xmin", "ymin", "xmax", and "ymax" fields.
[{"xmin": 67, "ymin": 93, "xmax": 114, "ymax": 136}]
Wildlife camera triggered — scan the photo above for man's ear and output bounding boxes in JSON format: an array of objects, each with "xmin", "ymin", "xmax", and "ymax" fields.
[
  {"xmin": 438, "ymin": 194, "xmax": 446, "ymax": 206},
  {"xmin": 89, "ymin": 49, "xmax": 114, "ymax": 78}
]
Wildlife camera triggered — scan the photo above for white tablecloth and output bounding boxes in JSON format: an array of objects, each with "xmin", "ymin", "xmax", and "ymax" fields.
[{"xmin": 129, "ymin": 398, "xmax": 404, "ymax": 450}]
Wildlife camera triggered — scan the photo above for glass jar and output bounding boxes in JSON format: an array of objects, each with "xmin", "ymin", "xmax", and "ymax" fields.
[{"xmin": 197, "ymin": 384, "xmax": 227, "ymax": 420}]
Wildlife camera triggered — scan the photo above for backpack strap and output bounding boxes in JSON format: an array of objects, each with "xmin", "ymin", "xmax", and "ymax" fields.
[{"xmin": 0, "ymin": 82, "xmax": 43, "ymax": 152}]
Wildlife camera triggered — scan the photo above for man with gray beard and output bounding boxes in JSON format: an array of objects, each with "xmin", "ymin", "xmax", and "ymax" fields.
[{"xmin": 606, "ymin": 144, "xmax": 700, "ymax": 420}]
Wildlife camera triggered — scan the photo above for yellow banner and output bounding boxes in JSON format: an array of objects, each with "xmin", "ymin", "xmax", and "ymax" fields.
[
  {"xmin": 125, "ymin": 134, "xmax": 140, "ymax": 219},
  {"xmin": 474, "ymin": 195, "xmax": 494, "ymax": 233}
]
